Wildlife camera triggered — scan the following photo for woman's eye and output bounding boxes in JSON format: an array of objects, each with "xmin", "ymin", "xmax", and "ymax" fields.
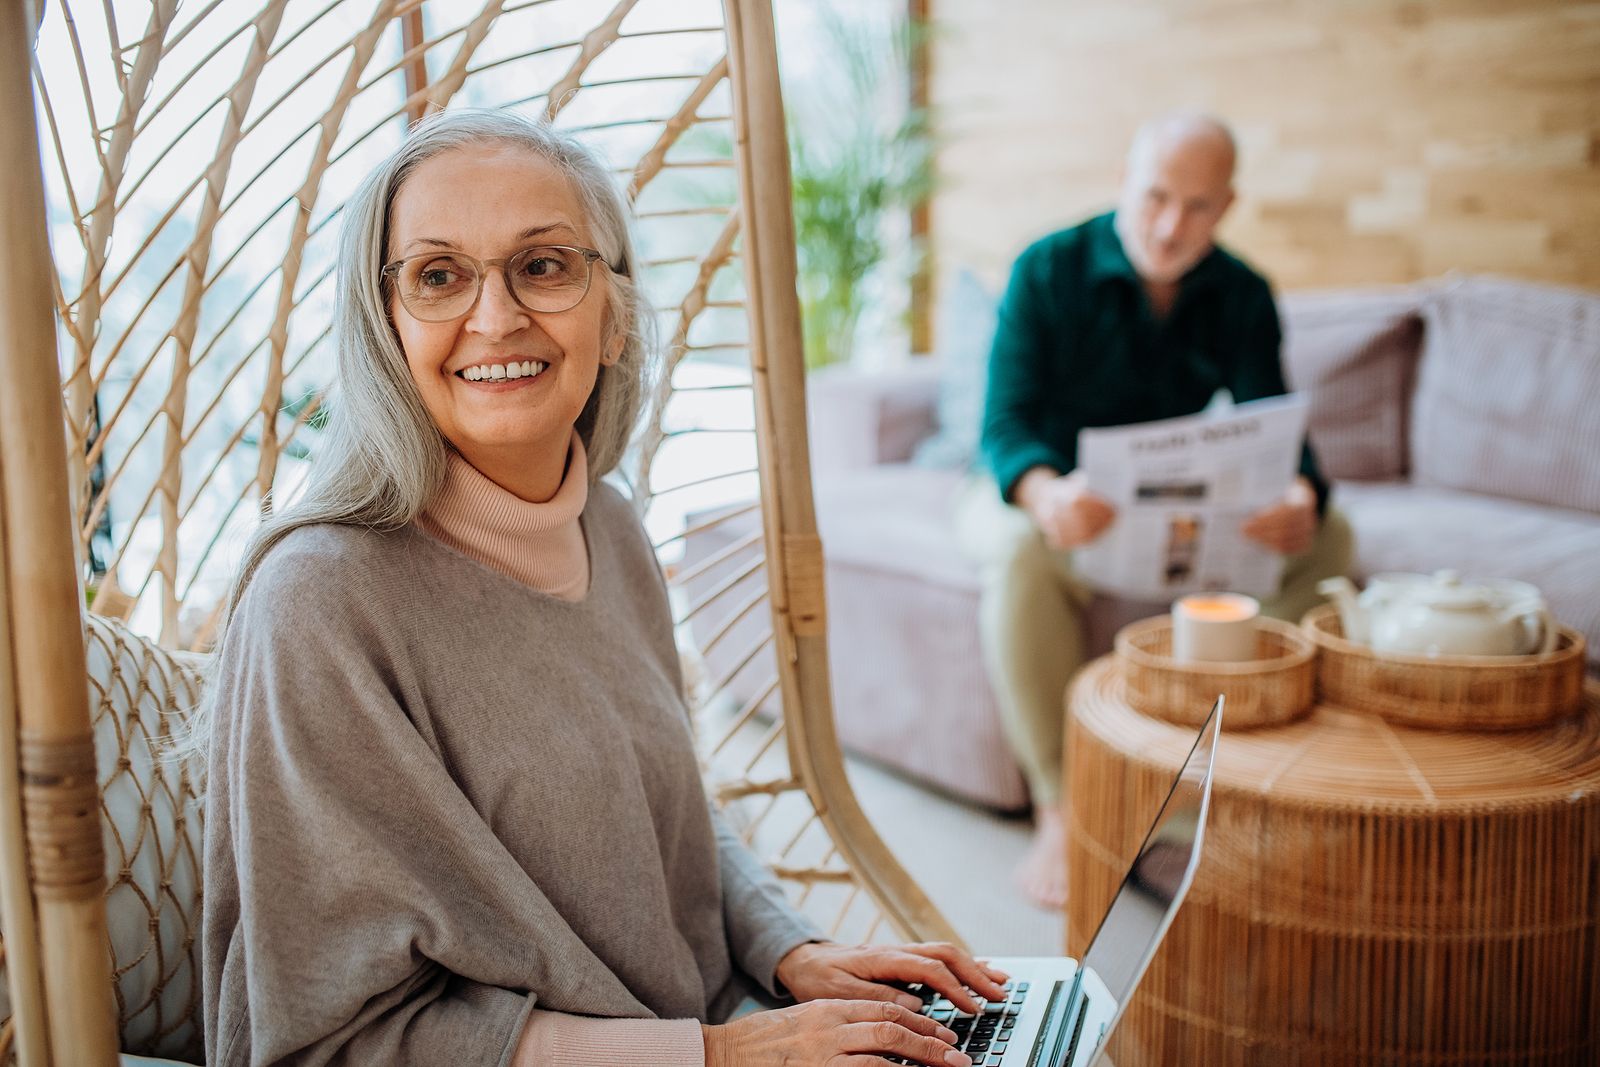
[
  {"xmin": 421, "ymin": 267, "xmax": 458, "ymax": 287},
  {"xmin": 522, "ymin": 254, "xmax": 570, "ymax": 280}
]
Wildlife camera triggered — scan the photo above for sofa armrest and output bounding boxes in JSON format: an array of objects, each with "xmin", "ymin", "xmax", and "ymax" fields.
[{"xmin": 806, "ymin": 361, "xmax": 943, "ymax": 474}]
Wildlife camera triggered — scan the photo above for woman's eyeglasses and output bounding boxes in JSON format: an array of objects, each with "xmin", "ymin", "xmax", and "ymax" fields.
[{"xmin": 380, "ymin": 245, "xmax": 607, "ymax": 322}]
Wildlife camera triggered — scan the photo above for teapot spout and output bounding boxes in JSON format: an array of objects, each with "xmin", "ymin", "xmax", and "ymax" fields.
[{"xmin": 1318, "ymin": 576, "xmax": 1368, "ymax": 643}]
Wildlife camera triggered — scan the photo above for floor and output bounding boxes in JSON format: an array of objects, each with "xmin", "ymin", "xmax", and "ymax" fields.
[{"xmin": 845, "ymin": 754, "xmax": 1065, "ymax": 957}]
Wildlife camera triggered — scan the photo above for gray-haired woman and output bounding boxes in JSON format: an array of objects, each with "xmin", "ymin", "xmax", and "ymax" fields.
[{"xmin": 199, "ymin": 108, "xmax": 1003, "ymax": 1067}]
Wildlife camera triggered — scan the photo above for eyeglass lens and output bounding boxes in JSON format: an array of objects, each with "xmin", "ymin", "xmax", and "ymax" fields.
[{"xmin": 395, "ymin": 246, "xmax": 592, "ymax": 320}]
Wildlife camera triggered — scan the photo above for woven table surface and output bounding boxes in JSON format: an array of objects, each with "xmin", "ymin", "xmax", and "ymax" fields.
[{"xmin": 1075, "ymin": 656, "xmax": 1600, "ymax": 814}]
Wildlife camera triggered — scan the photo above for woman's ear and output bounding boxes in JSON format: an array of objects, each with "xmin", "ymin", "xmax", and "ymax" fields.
[{"xmin": 602, "ymin": 330, "xmax": 625, "ymax": 367}]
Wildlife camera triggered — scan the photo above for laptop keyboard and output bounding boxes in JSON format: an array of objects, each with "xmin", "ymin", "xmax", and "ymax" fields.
[{"xmin": 884, "ymin": 980, "xmax": 1030, "ymax": 1065}]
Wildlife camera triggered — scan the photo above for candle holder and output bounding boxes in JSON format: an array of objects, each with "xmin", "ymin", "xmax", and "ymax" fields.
[{"xmin": 1114, "ymin": 614, "xmax": 1316, "ymax": 730}]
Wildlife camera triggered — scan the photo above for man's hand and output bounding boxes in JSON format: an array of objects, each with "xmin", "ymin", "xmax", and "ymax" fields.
[
  {"xmin": 1241, "ymin": 477, "xmax": 1317, "ymax": 556},
  {"xmin": 774, "ymin": 941, "xmax": 1009, "ymax": 1014},
  {"xmin": 1014, "ymin": 468, "xmax": 1117, "ymax": 551}
]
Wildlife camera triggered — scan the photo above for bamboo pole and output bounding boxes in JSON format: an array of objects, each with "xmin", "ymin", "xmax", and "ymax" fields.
[
  {"xmin": 155, "ymin": 0, "xmax": 288, "ymax": 646},
  {"xmin": 2, "ymin": 5, "xmax": 48, "ymax": 1056},
  {"xmin": 0, "ymin": 478, "xmax": 50, "ymax": 1067},
  {"xmin": 252, "ymin": 0, "xmax": 400, "ymax": 534},
  {"xmin": 63, "ymin": 0, "xmax": 179, "ymax": 491},
  {"xmin": 0, "ymin": 1, "xmax": 119, "ymax": 1063},
  {"xmin": 721, "ymin": 0, "xmax": 959, "ymax": 946}
]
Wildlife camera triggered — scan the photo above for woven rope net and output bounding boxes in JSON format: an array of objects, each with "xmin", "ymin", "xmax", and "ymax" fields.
[{"xmin": 2, "ymin": 0, "xmax": 948, "ymax": 1059}]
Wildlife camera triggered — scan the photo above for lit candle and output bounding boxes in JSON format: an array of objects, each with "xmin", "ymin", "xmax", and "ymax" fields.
[{"xmin": 1172, "ymin": 593, "xmax": 1261, "ymax": 662}]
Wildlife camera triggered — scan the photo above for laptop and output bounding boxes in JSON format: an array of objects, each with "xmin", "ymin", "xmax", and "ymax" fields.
[{"xmin": 892, "ymin": 695, "xmax": 1222, "ymax": 1067}]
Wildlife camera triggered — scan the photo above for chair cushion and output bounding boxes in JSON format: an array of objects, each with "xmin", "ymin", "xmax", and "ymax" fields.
[
  {"xmin": 1336, "ymin": 481, "xmax": 1600, "ymax": 670},
  {"xmin": 1410, "ymin": 276, "xmax": 1600, "ymax": 515},
  {"xmin": 1279, "ymin": 286, "xmax": 1427, "ymax": 482},
  {"xmin": 0, "ymin": 615, "xmax": 208, "ymax": 1062}
]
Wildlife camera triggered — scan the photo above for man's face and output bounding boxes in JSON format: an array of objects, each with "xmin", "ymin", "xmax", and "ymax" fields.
[{"xmin": 1114, "ymin": 136, "xmax": 1236, "ymax": 286}]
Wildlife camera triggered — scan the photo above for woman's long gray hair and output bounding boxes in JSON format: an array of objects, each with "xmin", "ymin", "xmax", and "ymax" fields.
[{"xmin": 175, "ymin": 109, "xmax": 652, "ymax": 758}]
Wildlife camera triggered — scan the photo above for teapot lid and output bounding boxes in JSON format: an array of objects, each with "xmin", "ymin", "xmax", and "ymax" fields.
[{"xmin": 1413, "ymin": 570, "xmax": 1492, "ymax": 611}]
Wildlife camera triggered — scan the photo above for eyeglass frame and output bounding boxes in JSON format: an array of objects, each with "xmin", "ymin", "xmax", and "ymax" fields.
[{"xmin": 379, "ymin": 244, "xmax": 610, "ymax": 322}]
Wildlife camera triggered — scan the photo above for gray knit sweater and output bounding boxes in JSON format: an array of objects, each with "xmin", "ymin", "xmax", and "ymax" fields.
[{"xmin": 202, "ymin": 483, "xmax": 819, "ymax": 1066}]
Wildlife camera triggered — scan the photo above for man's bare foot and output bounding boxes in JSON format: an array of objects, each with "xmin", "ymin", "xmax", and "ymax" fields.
[{"xmin": 1013, "ymin": 807, "xmax": 1068, "ymax": 911}]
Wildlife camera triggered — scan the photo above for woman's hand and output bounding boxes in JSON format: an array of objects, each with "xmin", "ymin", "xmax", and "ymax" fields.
[
  {"xmin": 775, "ymin": 942, "xmax": 1010, "ymax": 1015},
  {"xmin": 702, "ymin": 999, "xmax": 970, "ymax": 1067}
]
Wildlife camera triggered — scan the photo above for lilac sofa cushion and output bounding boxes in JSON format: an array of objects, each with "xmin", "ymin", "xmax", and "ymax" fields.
[
  {"xmin": 1411, "ymin": 277, "xmax": 1600, "ymax": 515},
  {"xmin": 1336, "ymin": 481, "xmax": 1600, "ymax": 669},
  {"xmin": 1279, "ymin": 287, "xmax": 1426, "ymax": 482},
  {"xmin": 822, "ymin": 557, "xmax": 1029, "ymax": 810},
  {"xmin": 813, "ymin": 465, "xmax": 1027, "ymax": 809},
  {"xmin": 814, "ymin": 464, "xmax": 978, "ymax": 590},
  {"xmin": 806, "ymin": 362, "xmax": 942, "ymax": 474}
]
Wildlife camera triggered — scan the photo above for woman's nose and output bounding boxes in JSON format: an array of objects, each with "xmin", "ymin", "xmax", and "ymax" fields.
[{"xmin": 464, "ymin": 267, "xmax": 531, "ymax": 338}]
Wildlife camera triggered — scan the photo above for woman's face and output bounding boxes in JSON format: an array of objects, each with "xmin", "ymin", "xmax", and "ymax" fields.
[{"xmin": 386, "ymin": 144, "xmax": 618, "ymax": 479}]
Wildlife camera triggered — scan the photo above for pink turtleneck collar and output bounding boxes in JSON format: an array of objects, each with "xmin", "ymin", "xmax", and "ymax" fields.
[{"xmin": 418, "ymin": 432, "xmax": 590, "ymax": 601}]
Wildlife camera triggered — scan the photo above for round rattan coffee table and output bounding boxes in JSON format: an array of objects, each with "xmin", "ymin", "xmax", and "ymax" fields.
[{"xmin": 1064, "ymin": 654, "xmax": 1600, "ymax": 1067}]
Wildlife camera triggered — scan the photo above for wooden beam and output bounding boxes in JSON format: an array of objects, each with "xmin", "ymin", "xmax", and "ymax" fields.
[
  {"xmin": 401, "ymin": 6, "xmax": 428, "ymax": 126},
  {"xmin": 908, "ymin": 0, "xmax": 932, "ymax": 354}
]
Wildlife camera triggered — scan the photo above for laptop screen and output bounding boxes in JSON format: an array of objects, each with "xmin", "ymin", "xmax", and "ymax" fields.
[{"xmin": 1079, "ymin": 696, "xmax": 1221, "ymax": 1020}]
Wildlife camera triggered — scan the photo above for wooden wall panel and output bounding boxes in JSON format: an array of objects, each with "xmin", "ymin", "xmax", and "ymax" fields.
[{"xmin": 929, "ymin": 0, "xmax": 1600, "ymax": 296}]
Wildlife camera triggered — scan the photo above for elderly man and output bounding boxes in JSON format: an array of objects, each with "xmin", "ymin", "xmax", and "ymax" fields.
[{"xmin": 956, "ymin": 114, "xmax": 1352, "ymax": 908}]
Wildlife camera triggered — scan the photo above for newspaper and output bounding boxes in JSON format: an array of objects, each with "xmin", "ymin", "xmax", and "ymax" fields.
[{"xmin": 1073, "ymin": 395, "xmax": 1310, "ymax": 599}]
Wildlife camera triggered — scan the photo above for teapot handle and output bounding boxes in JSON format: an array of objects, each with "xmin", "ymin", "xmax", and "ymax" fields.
[{"xmin": 1521, "ymin": 606, "xmax": 1559, "ymax": 655}]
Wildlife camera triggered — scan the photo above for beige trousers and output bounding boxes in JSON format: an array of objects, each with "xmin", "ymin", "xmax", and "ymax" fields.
[{"xmin": 955, "ymin": 477, "xmax": 1354, "ymax": 805}]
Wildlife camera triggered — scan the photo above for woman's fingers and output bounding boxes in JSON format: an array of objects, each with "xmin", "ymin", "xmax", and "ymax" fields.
[
  {"xmin": 834, "ymin": 1000, "xmax": 966, "ymax": 1064},
  {"xmin": 835, "ymin": 1002, "xmax": 968, "ymax": 1066},
  {"xmin": 902, "ymin": 942, "xmax": 1009, "ymax": 1004},
  {"xmin": 891, "ymin": 952, "xmax": 983, "ymax": 1012},
  {"xmin": 868, "ymin": 952, "xmax": 980, "ymax": 1012},
  {"xmin": 830, "ymin": 973, "xmax": 923, "ymax": 1011},
  {"xmin": 836, "ymin": 1022, "xmax": 970, "ymax": 1066},
  {"xmin": 829, "ymin": 998, "xmax": 954, "ymax": 1038}
]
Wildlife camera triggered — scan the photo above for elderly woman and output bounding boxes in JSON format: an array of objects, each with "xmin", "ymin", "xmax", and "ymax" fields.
[{"xmin": 199, "ymin": 109, "xmax": 1001, "ymax": 1067}]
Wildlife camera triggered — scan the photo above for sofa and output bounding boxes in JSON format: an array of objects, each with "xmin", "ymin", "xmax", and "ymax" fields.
[{"xmin": 799, "ymin": 273, "xmax": 1600, "ymax": 811}]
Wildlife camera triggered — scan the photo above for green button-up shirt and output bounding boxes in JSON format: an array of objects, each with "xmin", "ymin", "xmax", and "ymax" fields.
[{"xmin": 980, "ymin": 211, "xmax": 1328, "ymax": 510}]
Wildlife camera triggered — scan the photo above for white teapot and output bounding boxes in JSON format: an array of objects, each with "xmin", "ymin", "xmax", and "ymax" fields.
[{"xmin": 1317, "ymin": 571, "xmax": 1557, "ymax": 657}]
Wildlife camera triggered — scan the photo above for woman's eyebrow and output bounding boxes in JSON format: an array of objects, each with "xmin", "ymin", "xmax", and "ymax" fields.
[
  {"xmin": 515, "ymin": 223, "xmax": 578, "ymax": 242},
  {"xmin": 400, "ymin": 224, "xmax": 578, "ymax": 254}
]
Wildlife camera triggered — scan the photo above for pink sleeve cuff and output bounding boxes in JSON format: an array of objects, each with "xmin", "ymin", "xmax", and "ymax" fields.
[{"xmin": 514, "ymin": 1008, "xmax": 704, "ymax": 1066}]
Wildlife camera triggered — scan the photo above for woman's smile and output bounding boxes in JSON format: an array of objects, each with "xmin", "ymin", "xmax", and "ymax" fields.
[{"xmin": 454, "ymin": 358, "xmax": 550, "ymax": 383}]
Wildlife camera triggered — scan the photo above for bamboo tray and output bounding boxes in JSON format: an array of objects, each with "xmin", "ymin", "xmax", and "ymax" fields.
[
  {"xmin": 1114, "ymin": 615, "xmax": 1316, "ymax": 730},
  {"xmin": 1301, "ymin": 603, "xmax": 1587, "ymax": 730}
]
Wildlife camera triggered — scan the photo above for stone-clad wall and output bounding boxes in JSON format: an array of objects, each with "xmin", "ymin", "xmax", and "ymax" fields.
[{"xmin": 928, "ymin": 0, "xmax": 1600, "ymax": 295}]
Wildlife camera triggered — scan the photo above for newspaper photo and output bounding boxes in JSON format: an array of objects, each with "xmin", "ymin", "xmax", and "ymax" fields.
[{"xmin": 1074, "ymin": 395, "xmax": 1310, "ymax": 599}]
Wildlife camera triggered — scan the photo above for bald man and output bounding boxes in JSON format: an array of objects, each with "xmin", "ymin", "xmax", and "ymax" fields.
[{"xmin": 956, "ymin": 115, "xmax": 1352, "ymax": 908}]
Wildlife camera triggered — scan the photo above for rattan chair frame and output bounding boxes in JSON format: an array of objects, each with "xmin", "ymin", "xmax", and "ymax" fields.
[{"xmin": 0, "ymin": 1, "xmax": 956, "ymax": 1063}]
